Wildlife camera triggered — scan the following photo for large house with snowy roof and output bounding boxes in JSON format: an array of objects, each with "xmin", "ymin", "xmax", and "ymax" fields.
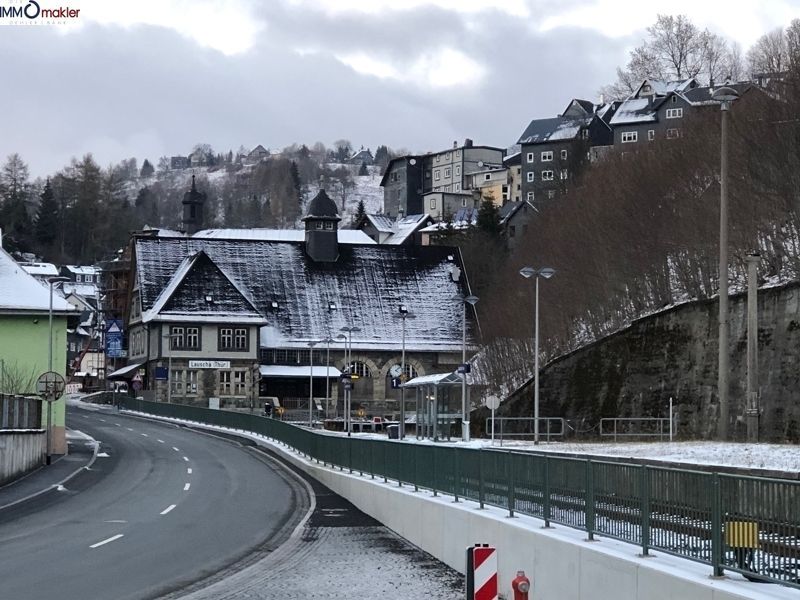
[
  {"xmin": 120, "ymin": 190, "xmax": 477, "ymax": 415},
  {"xmin": 0, "ymin": 245, "xmax": 76, "ymax": 454},
  {"xmin": 609, "ymin": 78, "xmax": 756, "ymax": 147},
  {"xmin": 517, "ymin": 98, "xmax": 618, "ymax": 207}
]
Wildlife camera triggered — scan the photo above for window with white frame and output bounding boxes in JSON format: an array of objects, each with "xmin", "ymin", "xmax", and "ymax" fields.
[
  {"xmin": 621, "ymin": 131, "xmax": 638, "ymax": 143},
  {"xmin": 171, "ymin": 369, "xmax": 184, "ymax": 394},
  {"xmin": 324, "ymin": 221, "xmax": 333, "ymax": 230},
  {"xmin": 484, "ymin": 173, "xmax": 491, "ymax": 181},
  {"xmin": 547, "ymin": 190, "xmax": 556, "ymax": 199},
  {"xmin": 526, "ymin": 171, "xmax": 534, "ymax": 182},
  {"xmin": 455, "ymin": 165, "xmax": 461, "ymax": 176},
  {"xmin": 444, "ymin": 167, "xmax": 451, "ymax": 178},
  {"xmin": 560, "ymin": 149, "xmax": 568, "ymax": 160},
  {"xmin": 185, "ymin": 327, "xmax": 200, "ymax": 349},
  {"xmin": 560, "ymin": 169, "xmax": 568, "ymax": 180},
  {"xmin": 186, "ymin": 370, "xmax": 198, "ymax": 395},
  {"xmin": 349, "ymin": 361, "xmax": 372, "ymax": 378},
  {"xmin": 666, "ymin": 128, "xmax": 680, "ymax": 139},
  {"xmin": 170, "ymin": 326, "xmax": 184, "ymax": 349},
  {"xmin": 526, "ymin": 191, "xmax": 534, "ymax": 202},
  {"xmin": 435, "ymin": 155, "xmax": 440, "ymax": 162},
  {"xmin": 541, "ymin": 170, "xmax": 554, "ymax": 181},
  {"xmin": 434, "ymin": 170, "xmax": 440, "ymax": 181},
  {"xmin": 462, "ymin": 198, "xmax": 467, "ymax": 207},
  {"xmin": 647, "ymin": 130, "xmax": 655, "ymax": 141},
  {"xmin": 666, "ymin": 108, "xmax": 683, "ymax": 119},
  {"xmin": 454, "ymin": 183, "xmax": 460, "ymax": 192},
  {"xmin": 233, "ymin": 369, "xmax": 247, "ymax": 395},
  {"xmin": 430, "ymin": 198, "xmax": 436, "ymax": 209},
  {"xmin": 219, "ymin": 370, "xmax": 232, "ymax": 395},
  {"xmin": 234, "ymin": 328, "xmax": 248, "ymax": 350},
  {"xmin": 219, "ymin": 327, "xmax": 233, "ymax": 350},
  {"xmin": 526, "ymin": 152, "xmax": 534, "ymax": 163},
  {"xmin": 541, "ymin": 151, "xmax": 553, "ymax": 161}
]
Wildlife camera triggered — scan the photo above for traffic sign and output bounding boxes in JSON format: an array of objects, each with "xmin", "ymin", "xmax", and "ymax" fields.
[
  {"xmin": 35, "ymin": 371, "xmax": 66, "ymax": 401},
  {"xmin": 457, "ymin": 363, "xmax": 471, "ymax": 374},
  {"xmin": 342, "ymin": 380, "xmax": 353, "ymax": 391},
  {"xmin": 106, "ymin": 319, "xmax": 124, "ymax": 358},
  {"xmin": 484, "ymin": 395, "xmax": 501, "ymax": 410},
  {"xmin": 391, "ymin": 377, "xmax": 401, "ymax": 389},
  {"xmin": 131, "ymin": 373, "xmax": 143, "ymax": 391}
]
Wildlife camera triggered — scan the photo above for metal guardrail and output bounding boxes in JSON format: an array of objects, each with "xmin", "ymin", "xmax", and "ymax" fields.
[
  {"xmin": 484, "ymin": 417, "xmax": 566, "ymax": 443},
  {"xmin": 600, "ymin": 417, "xmax": 674, "ymax": 441},
  {"xmin": 121, "ymin": 397, "xmax": 800, "ymax": 590}
]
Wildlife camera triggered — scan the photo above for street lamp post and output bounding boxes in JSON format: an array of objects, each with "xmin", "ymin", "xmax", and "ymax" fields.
[
  {"xmin": 746, "ymin": 253, "xmax": 760, "ymax": 442},
  {"xmin": 339, "ymin": 326, "xmax": 360, "ymax": 436},
  {"xmin": 326, "ymin": 301, "xmax": 337, "ymax": 419},
  {"xmin": 47, "ymin": 276, "xmax": 69, "ymax": 465},
  {"xmin": 307, "ymin": 340, "xmax": 317, "ymax": 428},
  {"xmin": 519, "ymin": 266, "xmax": 556, "ymax": 445},
  {"xmin": 712, "ymin": 86, "xmax": 739, "ymax": 441},
  {"xmin": 462, "ymin": 295, "xmax": 479, "ymax": 442},
  {"xmin": 163, "ymin": 330, "xmax": 181, "ymax": 404},
  {"xmin": 396, "ymin": 305, "xmax": 416, "ymax": 440}
]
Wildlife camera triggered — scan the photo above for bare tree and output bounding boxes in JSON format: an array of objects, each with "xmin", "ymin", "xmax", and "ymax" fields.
[{"xmin": 747, "ymin": 27, "xmax": 789, "ymax": 75}]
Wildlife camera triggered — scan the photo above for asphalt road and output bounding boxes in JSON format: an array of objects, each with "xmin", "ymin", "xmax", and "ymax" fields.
[{"xmin": 0, "ymin": 404, "xmax": 308, "ymax": 600}]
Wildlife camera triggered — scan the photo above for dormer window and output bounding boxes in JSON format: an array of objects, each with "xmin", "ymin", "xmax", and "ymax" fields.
[
  {"xmin": 324, "ymin": 221, "xmax": 333, "ymax": 230},
  {"xmin": 316, "ymin": 222, "xmax": 324, "ymax": 229}
]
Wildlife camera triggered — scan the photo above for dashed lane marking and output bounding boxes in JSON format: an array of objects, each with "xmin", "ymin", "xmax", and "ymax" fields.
[
  {"xmin": 187, "ymin": 468, "xmax": 192, "ymax": 474},
  {"xmin": 184, "ymin": 483, "xmax": 190, "ymax": 491},
  {"xmin": 183, "ymin": 456, "xmax": 189, "ymax": 462},
  {"xmin": 172, "ymin": 447, "xmax": 180, "ymax": 452},
  {"xmin": 141, "ymin": 433, "xmax": 148, "ymax": 437},
  {"xmin": 90, "ymin": 534, "xmax": 124, "ymax": 549},
  {"xmin": 160, "ymin": 504, "xmax": 176, "ymax": 515},
  {"xmin": 157, "ymin": 439, "xmax": 165, "ymax": 443}
]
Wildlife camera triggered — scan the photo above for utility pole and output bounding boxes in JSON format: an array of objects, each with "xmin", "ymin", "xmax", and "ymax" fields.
[{"xmin": 746, "ymin": 253, "xmax": 760, "ymax": 442}]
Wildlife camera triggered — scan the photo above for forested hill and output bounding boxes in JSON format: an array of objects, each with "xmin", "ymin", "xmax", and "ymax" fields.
[{"xmin": 0, "ymin": 142, "xmax": 390, "ymax": 265}]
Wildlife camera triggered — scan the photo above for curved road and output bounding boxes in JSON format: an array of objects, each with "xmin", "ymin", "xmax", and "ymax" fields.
[{"xmin": 0, "ymin": 403, "xmax": 308, "ymax": 600}]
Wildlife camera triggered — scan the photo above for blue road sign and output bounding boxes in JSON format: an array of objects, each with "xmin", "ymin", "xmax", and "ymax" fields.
[{"xmin": 105, "ymin": 319, "xmax": 124, "ymax": 358}]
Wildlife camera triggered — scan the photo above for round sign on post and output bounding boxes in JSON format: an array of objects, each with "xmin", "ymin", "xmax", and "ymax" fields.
[
  {"xmin": 131, "ymin": 372, "xmax": 143, "ymax": 391},
  {"xmin": 36, "ymin": 371, "xmax": 66, "ymax": 401},
  {"xmin": 484, "ymin": 395, "xmax": 501, "ymax": 446}
]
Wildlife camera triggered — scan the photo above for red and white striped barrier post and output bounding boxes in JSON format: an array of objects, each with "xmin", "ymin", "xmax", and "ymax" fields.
[{"xmin": 465, "ymin": 544, "xmax": 498, "ymax": 600}]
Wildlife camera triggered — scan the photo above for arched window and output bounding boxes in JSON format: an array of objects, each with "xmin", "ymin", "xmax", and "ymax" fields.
[{"xmin": 349, "ymin": 361, "xmax": 372, "ymax": 378}]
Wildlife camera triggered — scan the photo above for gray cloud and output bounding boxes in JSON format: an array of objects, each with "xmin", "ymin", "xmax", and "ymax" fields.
[{"xmin": 0, "ymin": 2, "xmax": 632, "ymax": 176}]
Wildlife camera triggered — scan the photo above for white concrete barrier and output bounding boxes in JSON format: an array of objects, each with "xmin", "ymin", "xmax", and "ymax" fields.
[
  {"xmin": 280, "ymin": 449, "xmax": 800, "ymax": 600},
  {"xmin": 0, "ymin": 430, "xmax": 45, "ymax": 485}
]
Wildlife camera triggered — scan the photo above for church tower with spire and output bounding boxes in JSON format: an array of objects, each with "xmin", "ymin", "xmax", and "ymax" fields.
[{"xmin": 182, "ymin": 175, "xmax": 206, "ymax": 235}]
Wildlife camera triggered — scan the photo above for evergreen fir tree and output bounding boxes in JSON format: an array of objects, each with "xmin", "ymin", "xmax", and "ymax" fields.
[
  {"xmin": 290, "ymin": 161, "xmax": 302, "ymax": 204},
  {"xmin": 358, "ymin": 161, "xmax": 368, "ymax": 176},
  {"xmin": 140, "ymin": 159, "xmax": 155, "ymax": 178},
  {"xmin": 35, "ymin": 179, "xmax": 59, "ymax": 250},
  {"xmin": 354, "ymin": 199, "xmax": 366, "ymax": 224},
  {"xmin": 477, "ymin": 196, "xmax": 501, "ymax": 235}
]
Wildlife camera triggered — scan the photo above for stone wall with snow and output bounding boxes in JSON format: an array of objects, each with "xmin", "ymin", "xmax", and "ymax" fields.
[{"xmin": 495, "ymin": 281, "xmax": 800, "ymax": 442}]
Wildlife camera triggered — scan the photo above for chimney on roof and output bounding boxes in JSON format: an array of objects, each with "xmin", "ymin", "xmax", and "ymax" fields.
[
  {"xmin": 453, "ymin": 140, "xmax": 458, "ymax": 149},
  {"xmin": 464, "ymin": 138, "xmax": 473, "ymax": 148},
  {"xmin": 599, "ymin": 93, "xmax": 605, "ymax": 105}
]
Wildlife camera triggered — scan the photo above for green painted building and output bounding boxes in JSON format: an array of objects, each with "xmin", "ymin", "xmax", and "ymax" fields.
[{"xmin": 0, "ymin": 246, "xmax": 76, "ymax": 454}]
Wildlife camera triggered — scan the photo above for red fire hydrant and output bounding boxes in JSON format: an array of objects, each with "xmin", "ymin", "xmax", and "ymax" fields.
[{"xmin": 512, "ymin": 570, "xmax": 531, "ymax": 600}]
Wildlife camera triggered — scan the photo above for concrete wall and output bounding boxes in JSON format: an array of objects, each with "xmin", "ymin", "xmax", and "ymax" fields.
[
  {"xmin": 500, "ymin": 281, "xmax": 800, "ymax": 442},
  {"xmin": 276, "ymin": 445, "xmax": 797, "ymax": 600},
  {"xmin": 0, "ymin": 430, "xmax": 45, "ymax": 485}
]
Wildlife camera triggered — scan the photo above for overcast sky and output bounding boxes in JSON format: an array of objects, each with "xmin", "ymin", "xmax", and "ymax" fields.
[{"xmin": 1, "ymin": 0, "xmax": 797, "ymax": 177}]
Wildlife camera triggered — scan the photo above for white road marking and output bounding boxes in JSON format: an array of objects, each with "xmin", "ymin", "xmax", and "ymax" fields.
[
  {"xmin": 182, "ymin": 456, "xmax": 189, "ymax": 462},
  {"xmin": 157, "ymin": 439, "xmax": 165, "ymax": 443},
  {"xmin": 183, "ymin": 483, "xmax": 190, "ymax": 491},
  {"xmin": 126, "ymin": 427, "xmax": 134, "ymax": 432},
  {"xmin": 97, "ymin": 452, "xmax": 110, "ymax": 458},
  {"xmin": 140, "ymin": 433, "xmax": 148, "ymax": 437},
  {"xmin": 90, "ymin": 534, "xmax": 124, "ymax": 548},
  {"xmin": 114, "ymin": 423, "xmax": 121, "ymax": 427},
  {"xmin": 104, "ymin": 520, "xmax": 127, "ymax": 524},
  {"xmin": 160, "ymin": 504, "xmax": 176, "ymax": 515},
  {"xmin": 187, "ymin": 468, "xmax": 192, "ymax": 474},
  {"xmin": 99, "ymin": 419, "xmax": 106, "ymax": 422},
  {"xmin": 172, "ymin": 447, "xmax": 180, "ymax": 452}
]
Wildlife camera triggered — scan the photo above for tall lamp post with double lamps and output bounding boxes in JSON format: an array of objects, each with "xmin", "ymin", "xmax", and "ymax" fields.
[
  {"xmin": 395, "ymin": 305, "xmax": 416, "ymax": 440},
  {"xmin": 519, "ymin": 266, "xmax": 555, "ymax": 445},
  {"xmin": 339, "ymin": 326, "xmax": 360, "ymax": 436},
  {"xmin": 712, "ymin": 85, "xmax": 739, "ymax": 441},
  {"xmin": 47, "ymin": 276, "xmax": 70, "ymax": 465},
  {"xmin": 461, "ymin": 295, "xmax": 479, "ymax": 442}
]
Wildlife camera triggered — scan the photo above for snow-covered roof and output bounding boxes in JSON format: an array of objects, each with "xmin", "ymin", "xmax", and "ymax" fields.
[
  {"xmin": 633, "ymin": 78, "xmax": 697, "ymax": 98},
  {"xmin": 259, "ymin": 365, "xmax": 343, "ymax": 378},
  {"xmin": 192, "ymin": 228, "xmax": 375, "ymax": 244},
  {"xmin": 517, "ymin": 116, "xmax": 591, "ymax": 145},
  {"xmin": 107, "ymin": 362, "xmax": 143, "ymax": 378},
  {"xmin": 403, "ymin": 371, "xmax": 463, "ymax": 387},
  {"xmin": 609, "ymin": 98, "xmax": 658, "ymax": 125},
  {"xmin": 365, "ymin": 214, "xmax": 395, "ymax": 234},
  {"xmin": 20, "ymin": 262, "xmax": 58, "ymax": 277},
  {"xmin": 134, "ymin": 237, "xmax": 474, "ymax": 352},
  {"xmin": 62, "ymin": 282, "xmax": 98, "ymax": 298},
  {"xmin": 65, "ymin": 265, "xmax": 99, "ymax": 276},
  {"xmin": 0, "ymin": 248, "xmax": 75, "ymax": 314}
]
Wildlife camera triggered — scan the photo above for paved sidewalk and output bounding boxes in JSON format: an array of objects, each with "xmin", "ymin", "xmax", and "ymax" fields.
[{"xmin": 0, "ymin": 429, "xmax": 98, "ymax": 510}]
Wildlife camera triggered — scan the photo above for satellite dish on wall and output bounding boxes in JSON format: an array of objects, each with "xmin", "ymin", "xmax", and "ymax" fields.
[
  {"xmin": 477, "ymin": 161, "xmax": 484, "ymax": 167},
  {"xmin": 409, "ymin": 158, "xmax": 417, "ymax": 165}
]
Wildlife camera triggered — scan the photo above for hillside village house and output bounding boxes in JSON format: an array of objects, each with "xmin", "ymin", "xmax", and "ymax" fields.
[
  {"xmin": 0, "ymin": 244, "xmax": 76, "ymax": 455},
  {"xmin": 518, "ymin": 98, "xmax": 618, "ymax": 207},
  {"xmin": 117, "ymin": 190, "xmax": 477, "ymax": 416}
]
